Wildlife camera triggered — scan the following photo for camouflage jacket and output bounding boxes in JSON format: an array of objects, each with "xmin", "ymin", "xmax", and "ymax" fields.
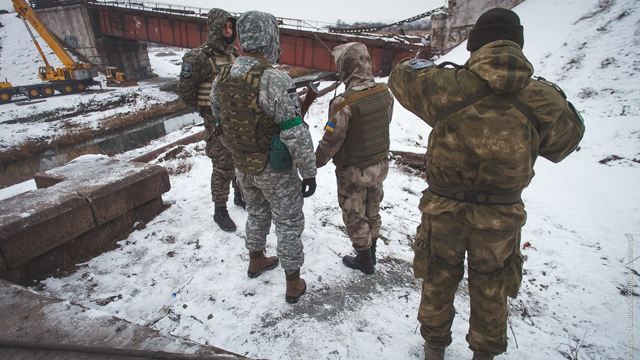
[{"xmin": 389, "ymin": 40, "xmax": 585, "ymax": 229}]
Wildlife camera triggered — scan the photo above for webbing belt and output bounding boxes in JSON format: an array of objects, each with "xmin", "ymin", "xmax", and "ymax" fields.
[{"xmin": 427, "ymin": 182, "xmax": 522, "ymax": 205}]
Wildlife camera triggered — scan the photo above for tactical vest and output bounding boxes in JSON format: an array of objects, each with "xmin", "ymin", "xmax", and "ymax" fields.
[
  {"xmin": 332, "ymin": 84, "xmax": 392, "ymax": 169},
  {"xmin": 197, "ymin": 53, "xmax": 235, "ymax": 107},
  {"xmin": 216, "ymin": 61, "xmax": 280, "ymax": 175}
]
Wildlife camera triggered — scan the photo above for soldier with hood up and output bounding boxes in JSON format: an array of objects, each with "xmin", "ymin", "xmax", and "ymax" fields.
[
  {"xmin": 388, "ymin": 8, "xmax": 584, "ymax": 360},
  {"xmin": 177, "ymin": 8, "xmax": 243, "ymax": 232},
  {"xmin": 210, "ymin": 11, "xmax": 317, "ymax": 304},
  {"xmin": 315, "ymin": 42, "xmax": 394, "ymax": 275}
]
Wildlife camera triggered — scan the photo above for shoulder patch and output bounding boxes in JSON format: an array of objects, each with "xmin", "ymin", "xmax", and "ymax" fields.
[
  {"xmin": 408, "ymin": 59, "xmax": 435, "ymax": 70},
  {"xmin": 181, "ymin": 63, "xmax": 193, "ymax": 78}
]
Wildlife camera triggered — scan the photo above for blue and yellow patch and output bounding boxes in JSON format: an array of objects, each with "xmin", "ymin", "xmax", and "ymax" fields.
[{"xmin": 324, "ymin": 120, "xmax": 335, "ymax": 133}]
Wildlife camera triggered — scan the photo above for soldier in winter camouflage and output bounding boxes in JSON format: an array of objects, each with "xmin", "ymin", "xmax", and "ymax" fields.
[
  {"xmin": 210, "ymin": 11, "xmax": 317, "ymax": 304},
  {"xmin": 388, "ymin": 8, "xmax": 585, "ymax": 360},
  {"xmin": 176, "ymin": 8, "xmax": 243, "ymax": 232},
  {"xmin": 315, "ymin": 42, "xmax": 393, "ymax": 275}
]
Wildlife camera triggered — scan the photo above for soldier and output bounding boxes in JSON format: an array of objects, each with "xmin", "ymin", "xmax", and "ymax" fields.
[
  {"xmin": 315, "ymin": 42, "xmax": 394, "ymax": 275},
  {"xmin": 388, "ymin": 8, "xmax": 585, "ymax": 360},
  {"xmin": 176, "ymin": 8, "xmax": 243, "ymax": 232},
  {"xmin": 210, "ymin": 11, "xmax": 317, "ymax": 304}
]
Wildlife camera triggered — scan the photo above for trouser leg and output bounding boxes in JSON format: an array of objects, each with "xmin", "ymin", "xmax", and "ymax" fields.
[
  {"xmin": 237, "ymin": 171, "xmax": 271, "ymax": 252},
  {"xmin": 337, "ymin": 173, "xmax": 370, "ymax": 251},
  {"xmin": 209, "ymin": 136, "xmax": 235, "ymax": 205}
]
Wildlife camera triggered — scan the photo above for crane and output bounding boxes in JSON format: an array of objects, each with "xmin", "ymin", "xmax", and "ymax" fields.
[{"xmin": 0, "ymin": 0, "xmax": 100, "ymax": 103}]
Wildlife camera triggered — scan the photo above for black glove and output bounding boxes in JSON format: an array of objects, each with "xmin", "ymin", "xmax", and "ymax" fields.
[{"xmin": 301, "ymin": 177, "xmax": 316, "ymax": 198}]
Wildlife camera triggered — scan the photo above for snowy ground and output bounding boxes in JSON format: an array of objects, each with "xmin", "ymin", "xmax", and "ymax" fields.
[{"xmin": 1, "ymin": 0, "xmax": 639, "ymax": 358}]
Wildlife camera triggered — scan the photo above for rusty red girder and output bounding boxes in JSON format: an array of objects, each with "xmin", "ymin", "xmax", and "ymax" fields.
[{"xmin": 87, "ymin": 2, "xmax": 425, "ymax": 76}]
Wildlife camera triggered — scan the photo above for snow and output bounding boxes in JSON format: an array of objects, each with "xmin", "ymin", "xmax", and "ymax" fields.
[{"xmin": 0, "ymin": 0, "xmax": 638, "ymax": 359}]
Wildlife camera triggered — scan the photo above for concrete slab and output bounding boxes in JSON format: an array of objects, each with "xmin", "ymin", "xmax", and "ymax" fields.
[
  {"xmin": 0, "ymin": 188, "xmax": 95, "ymax": 269},
  {"xmin": 36, "ymin": 156, "xmax": 170, "ymax": 225},
  {"xmin": 2, "ymin": 198, "xmax": 166, "ymax": 286},
  {"xmin": 0, "ymin": 279, "xmax": 244, "ymax": 359}
]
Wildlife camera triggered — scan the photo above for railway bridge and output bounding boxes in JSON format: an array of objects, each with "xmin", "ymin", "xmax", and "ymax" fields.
[{"xmin": 30, "ymin": 0, "xmax": 430, "ymax": 80}]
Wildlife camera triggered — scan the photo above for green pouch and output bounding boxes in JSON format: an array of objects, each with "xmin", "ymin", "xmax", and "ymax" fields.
[{"xmin": 269, "ymin": 134, "xmax": 292, "ymax": 172}]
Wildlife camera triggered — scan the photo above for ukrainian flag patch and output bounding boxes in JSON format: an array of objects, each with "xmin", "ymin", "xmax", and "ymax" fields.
[{"xmin": 324, "ymin": 121, "xmax": 335, "ymax": 133}]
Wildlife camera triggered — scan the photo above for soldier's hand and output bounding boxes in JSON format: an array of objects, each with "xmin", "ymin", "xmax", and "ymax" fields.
[{"xmin": 301, "ymin": 177, "xmax": 316, "ymax": 198}]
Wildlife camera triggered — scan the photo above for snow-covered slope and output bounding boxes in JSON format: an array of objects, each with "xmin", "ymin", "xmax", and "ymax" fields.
[
  {"xmin": 18, "ymin": 0, "xmax": 640, "ymax": 359},
  {"xmin": 0, "ymin": 10, "xmax": 180, "ymax": 151}
]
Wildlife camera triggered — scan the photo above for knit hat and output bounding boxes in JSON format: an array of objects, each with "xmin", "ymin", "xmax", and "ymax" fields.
[{"xmin": 466, "ymin": 8, "xmax": 524, "ymax": 51}]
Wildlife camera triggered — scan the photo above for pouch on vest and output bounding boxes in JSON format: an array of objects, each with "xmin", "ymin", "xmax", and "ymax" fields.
[{"xmin": 269, "ymin": 135, "xmax": 292, "ymax": 172}]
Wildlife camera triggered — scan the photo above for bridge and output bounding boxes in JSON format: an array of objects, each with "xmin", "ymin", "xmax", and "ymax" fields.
[{"xmin": 29, "ymin": 0, "xmax": 431, "ymax": 79}]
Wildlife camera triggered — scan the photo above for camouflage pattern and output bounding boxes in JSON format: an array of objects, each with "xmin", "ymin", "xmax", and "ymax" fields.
[
  {"xmin": 215, "ymin": 61, "xmax": 280, "ymax": 175},
  {"xmin": 211, "ymin": 11, "xmax": 316, "ymax": 270},
  {"xmin": 336, "ymin": 160, "xmax": 388, "ymax": 250},
  {"xmin": 205, "ymin": 134, "xmax": 239, "ymax": 204},
  {"xmin": 389, "ymin": 40, "xmax": 585, "ymax": 356},
  {"xmin": 176, "ymin": 8, "xmax": 239, "ymax": 207},
  {"xmin": 316, "ymin": 42, "xmax": 392, "ymax": 251},
  {"xmin": 237, "ymin": 165, "xmax": 304, "ymax": 271}
]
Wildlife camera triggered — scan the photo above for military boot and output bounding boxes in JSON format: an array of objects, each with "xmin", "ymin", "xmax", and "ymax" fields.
[
  {"xmin": 342, "ymin": 249, "xmax": 374, "ymax": 275},
  {"xmin": 371, "ymin": 238, "xmax": 378, "ymax": 265},
  {"xmin": 213, "ymin": 205, "xmax": 236, "ymax": 232},
  {"xmin": 424, "ymin": 344, "xmax": 446, "ymax": 360},
  {"xmin": 233, "ymin": 189, "xmax": 246, "ymax": 209},
  {"xmin": 285, "ymin": 269, "xmax": 306, "ymax": 304},
  {"xmin": 247, "ymin": 251, "xmax": 279, "ymax": 278},
  {"xmin": 472, "ymin": 352, "xmax": 494, "ymax": 360}
]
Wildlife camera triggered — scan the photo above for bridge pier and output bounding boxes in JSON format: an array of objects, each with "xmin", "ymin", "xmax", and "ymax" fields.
[{"xmin": 35, "ymin": 3, "xmax": 153, "ymax": 81}]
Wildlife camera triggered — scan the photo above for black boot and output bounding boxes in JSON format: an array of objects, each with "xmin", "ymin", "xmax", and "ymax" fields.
[
  {"xmin": 233, "ymin": 189, "xmax": 246, "ymax": 209},
  {"xmin": 214, "ymin": 206, "xmax": 236, "ymax": 232},
  {"xmin": 342, "ymin": 249, "xmax": 374, "ymax": 275},
  {"xmin": 371, "ymin": 238, "xmax": 377, "ymax": 265}
]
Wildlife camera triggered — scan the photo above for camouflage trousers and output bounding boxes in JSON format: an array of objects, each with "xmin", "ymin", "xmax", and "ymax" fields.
[
  {"xmin": 414, "ymin": 195, "xmax": 523, "ymax": 356},
  {"xmin": 236, "ymin": 164, "xmax": 305, "ymax": 271},
  {"xmin": 336, "ymin": 159, "xmax": 388, "ymax": 251},
  {"xmin": 205, "ymin": 134, "xmax": 240, "ymax": 205}
]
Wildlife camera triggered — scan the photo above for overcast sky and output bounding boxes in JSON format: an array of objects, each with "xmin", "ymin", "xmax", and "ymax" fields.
[{"xmin": 0, "ymin": 0, "xmax": 447, "ymax": 25}]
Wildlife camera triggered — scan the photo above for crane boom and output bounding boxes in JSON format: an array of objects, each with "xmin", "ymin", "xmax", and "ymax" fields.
[{"xmin": 12, "ymin": 0, "xmax": 82, "ymax": 69}]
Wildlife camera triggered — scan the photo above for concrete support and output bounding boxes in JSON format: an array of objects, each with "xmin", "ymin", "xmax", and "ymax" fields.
[
  {"xmin": 35, "ymin": 3, "xmax": 153, "ymax": 80},
  {"xmin": 431, "ymin": 0, "xmax": 525, "ymax": 52}
]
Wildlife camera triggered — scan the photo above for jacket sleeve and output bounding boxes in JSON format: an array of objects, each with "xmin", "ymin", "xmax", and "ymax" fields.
[
  {"xmin": 388, "ymin": 58, "xmax": 438, "ymax": 128},
  {"xmin": 315, "ymin": 96, "xmax": 351, "ymax": 167},
  {"xmin": 176, "ymin": 49, "xmax": 205, "ymax": 108},
  {"xmin": 529, "ymin": 82, "xmax": 586, "ymax": 163},
  {"xmin": 259, "ymin": 69, "xmax": 317, "ymax": 179}
]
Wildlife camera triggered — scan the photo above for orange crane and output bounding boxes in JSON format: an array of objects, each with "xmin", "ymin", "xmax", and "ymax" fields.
[{"xmin": 0, "ymin": 0, "xmax": 100, "ymax": 103}]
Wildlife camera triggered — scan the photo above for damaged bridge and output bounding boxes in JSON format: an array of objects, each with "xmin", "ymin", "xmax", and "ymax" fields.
[{"xmin": 30, "ymin": 0, "xmax": 429, "ymax": 79}]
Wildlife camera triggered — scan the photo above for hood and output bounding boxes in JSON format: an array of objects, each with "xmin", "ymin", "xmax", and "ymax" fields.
[
  {"xmin": 332, "ymin": 42, "xmax": 375, "ymax": 88},
  {"xmin": 236, "ymin": 11, "xmax": 281, "ymax": 64},
  {"xmin": 466, "ymin": 40, "xmax": 534, "ymax": 95},
  {"xmin": 205, "ymin": 8, "xmax": 235, "ymax": 54}
]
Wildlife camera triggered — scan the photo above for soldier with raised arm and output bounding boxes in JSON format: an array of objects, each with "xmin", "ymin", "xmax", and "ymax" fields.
[
  {"xmin": 389, "ymin": 8, "xmax": 585, "ymax": 360},
  {"xmin": 210, "ymin": 11, "xmax": 317, "ymax": 304}
]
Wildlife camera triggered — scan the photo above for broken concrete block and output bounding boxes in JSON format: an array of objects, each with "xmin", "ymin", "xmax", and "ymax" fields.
[
  {"xmin": 2, "ymin": 198, "xmax": 165, "ymax": 285},
  {"xmin": 33, "ymin": 172, "xmax": 65, "ymax": 189},
  {"xmin": 0, "ymin": 188, "xmax": 95, "ymax": 269},
  {"xmin": 35, "ymin": 156, "xmax": 170, "ymax": 225}
]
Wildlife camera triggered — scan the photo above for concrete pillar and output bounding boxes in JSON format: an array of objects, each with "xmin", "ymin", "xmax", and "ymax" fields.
[{"xmin": 35, "ymin": 3, "xmax": 153, "ymax": 80}]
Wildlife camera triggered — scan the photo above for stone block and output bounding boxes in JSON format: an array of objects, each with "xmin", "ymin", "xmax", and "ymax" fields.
[
  {"xmin": 38, "ymin": 156, "xmax": 170, "ymax": 225},
  {"xmin": 1, "ymin": 198, "xmax": 165, "ymax": 285},
  {"xmin": 0, "ymin": 188, "xmax": 96, "ymax": 269},
  {"xmin": 34, "ymin": 172, "xmax": 65, "ymax": 189}
]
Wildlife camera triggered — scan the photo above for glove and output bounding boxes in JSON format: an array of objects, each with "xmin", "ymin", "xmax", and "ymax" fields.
[{"xmin": 301, "ymin": 177, "xmax": 316, "ymax": 198}]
